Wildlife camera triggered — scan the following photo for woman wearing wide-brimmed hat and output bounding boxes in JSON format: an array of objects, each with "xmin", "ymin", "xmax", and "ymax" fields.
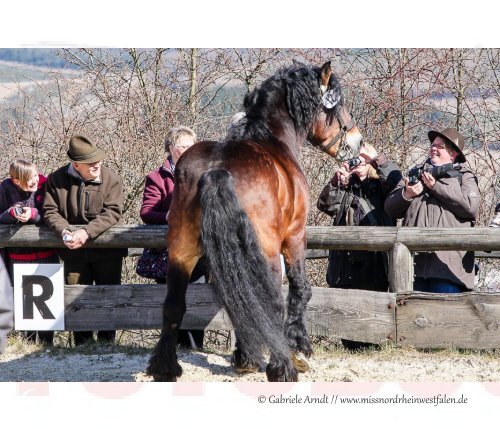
[{"xmin": 385, "ymin": 127, "xmax": 480, "ymax": 293}]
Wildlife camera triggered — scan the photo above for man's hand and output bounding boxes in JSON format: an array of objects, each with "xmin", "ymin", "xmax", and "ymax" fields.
[
  {"xmin": 421, "ymin": 171, "xmax": 436, "ymax": 189},
  {"xmin": 63, "ymin": 228, "xmax": 89, "ymax": 249},
  {"xmin": 403, "ymin": 178, "xmax": 423, "ymax": 199}
]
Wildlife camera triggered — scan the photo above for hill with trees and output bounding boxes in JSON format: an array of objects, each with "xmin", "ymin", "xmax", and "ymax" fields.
[{"xmin": 0, "ymin": 49, "xmax": 78, "ymax": 69}]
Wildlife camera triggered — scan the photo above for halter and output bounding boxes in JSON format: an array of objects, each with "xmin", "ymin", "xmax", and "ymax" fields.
[{"xmin": 316, "ymin": 112, "xmax": 357, "ymax": 160}]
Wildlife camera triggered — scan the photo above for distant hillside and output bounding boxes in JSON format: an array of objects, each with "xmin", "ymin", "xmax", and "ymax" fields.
[
  {"xmin": 0, "ymin": 48, "xmax": 78, "ymax": 69},
  {"xmin": 0, "ymin": 61, "xmax": 57, "ymax": 83}
]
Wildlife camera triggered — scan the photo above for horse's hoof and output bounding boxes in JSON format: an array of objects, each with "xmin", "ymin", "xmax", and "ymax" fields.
[
  {"xmin": 291, "ymin": 352, "xmax": 310, "ymax": 373},
  {"xmin": 234, "ymin": 365, "xmax": 260, "ymax": 375},
  {"xmin": 266, "ymin": 364, "xmax": 298, "ymax": 382},
  {"xmin": 146, "ymin": 369, "xmax": 179, "ymax": 382},
  {"xmin": 233, "ymin": 358, "xmax": 260, "ymax": 374},
  {"xmin": 146, "ymin": 362, "xmax": 182, "ymax": 382},
  {"xmin": 231, "ymin": 351, "xmax": 260, "ymax": 374},
  {"xmin": 152, "ymin": 374, "xmax": 177, "ymax": 382},
  {"xmin": 231, "ymin": 349, "xmax": 263, "ymax": 374}
]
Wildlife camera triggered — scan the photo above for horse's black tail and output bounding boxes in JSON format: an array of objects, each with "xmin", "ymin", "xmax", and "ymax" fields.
[{"xmin": 198, "ymin": 170, "xmax": 289, "ymax": 363}]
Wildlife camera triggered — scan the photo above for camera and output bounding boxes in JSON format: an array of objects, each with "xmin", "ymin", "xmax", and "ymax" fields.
[
  {"xmin": 62, "ymin": 232, "xmax": 73, "ymax": 242},
  {"xmin": 14, "ymin": 206, "xmax": 24, "ymax": 216},
  {"xmin": 408, "ymin": 162, "xmax": 461, "ymax": 185},
  {"xmin": 347, "ymin": 158, "xmax": 362, "ymax": 170}
]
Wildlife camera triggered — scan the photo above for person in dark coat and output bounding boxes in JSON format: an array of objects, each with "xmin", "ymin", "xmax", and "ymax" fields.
[
  {"xmin": 318, "ymin": 143, "xmax": 402, "ymax": 290},
  {"xmin": 385, "ymin": 128, "xmax": 479, "ymax": 292},
  {"xmin": 0, "ymin": 159, "xmax": 59, "ymax": 345},
  {"xmin": 44, "ymin": 135, "xmax": 127, "ymax": 345},
  {"xmin": 317, "ymin": 143, "xmax": 402, "ymax": 349},
  {"xmin": 140, "ymin": 125, "xmax": 205, "ymax": 349}
]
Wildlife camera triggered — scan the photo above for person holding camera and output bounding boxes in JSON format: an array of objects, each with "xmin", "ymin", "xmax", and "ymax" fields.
[
  {"xmin": 384, "ymin": 128, "xmax": 479, "ymax": 292},
  {"xmin": 0, "ymin": 159, "xmax": 59, "ymax": 345},
  {"xmin": 44, "ymin": 135, "xmax": 127, "ymax": 346},
  {"xmin": 317, "ymin": 143, "xmax": 402, "ymax": 349}
]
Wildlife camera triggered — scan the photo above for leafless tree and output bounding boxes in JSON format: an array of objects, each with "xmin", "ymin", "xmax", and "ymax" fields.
[{"xmin": 0, "ymin": 48, "xmax": 498, "ymax": 289}]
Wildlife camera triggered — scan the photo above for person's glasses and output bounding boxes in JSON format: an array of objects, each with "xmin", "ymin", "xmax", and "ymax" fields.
[{"xmin": 431, "ymin": 143, "xmax": 447, "ymax": 150}]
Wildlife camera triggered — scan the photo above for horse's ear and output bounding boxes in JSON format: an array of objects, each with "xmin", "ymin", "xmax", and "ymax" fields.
[
  {"xmin": 320, "ymin": 61, "xmax": 339, "ymax": 108},
  {"xmin": 292, "ymin": 59, "xmax": 307, "ymax": 68},
  {"xmin": 320, "ymin": 61, "xmax": 332, "ymax": 94}
]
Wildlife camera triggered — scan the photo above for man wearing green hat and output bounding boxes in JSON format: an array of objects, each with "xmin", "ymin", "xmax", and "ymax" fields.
[
  {"xmin": 385, "ymin": 127, "xmax": 479, "ymax": 293},
  {"xmin": 44, "ymin": 135, "xmax": 127, "ymax": 345}
]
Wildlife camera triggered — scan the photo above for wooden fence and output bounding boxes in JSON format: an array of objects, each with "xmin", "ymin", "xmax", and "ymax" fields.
[{"xmin": 1, "ymin": 225, "xmax": 500, "ymax": 349}]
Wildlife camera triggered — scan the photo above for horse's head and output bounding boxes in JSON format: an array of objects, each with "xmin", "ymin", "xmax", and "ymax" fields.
[{"xmin": 308, "ymin": 62, "xmax": 363, "ymax": 161}]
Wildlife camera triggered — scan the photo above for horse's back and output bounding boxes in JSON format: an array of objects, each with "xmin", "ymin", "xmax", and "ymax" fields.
[
  {"xmin": 174, "ymin": 139, "xmax": 307, "ymax": 251},
  {"xmin": 176, "ymin": 139, "xmax": 283, "ymax": 196}
]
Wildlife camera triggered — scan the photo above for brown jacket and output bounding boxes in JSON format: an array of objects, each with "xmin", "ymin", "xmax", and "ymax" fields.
[
  {"xmin": 384, "ymin": 162, "xmax": 479, "ymax": 289},
  {"xmin": 44, "ymin": 164, "xmax": 126, "ymax": 261}
]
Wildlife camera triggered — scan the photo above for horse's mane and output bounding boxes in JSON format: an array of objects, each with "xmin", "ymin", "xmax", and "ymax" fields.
[{"xmin": 227, "ymin": 63, "xmax": 344, "ymax": 142}]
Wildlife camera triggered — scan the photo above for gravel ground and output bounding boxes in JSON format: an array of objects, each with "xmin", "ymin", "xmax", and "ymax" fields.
[{"xmin": 2, "ymin": 343, "xmax": 500, "ymax": 382}]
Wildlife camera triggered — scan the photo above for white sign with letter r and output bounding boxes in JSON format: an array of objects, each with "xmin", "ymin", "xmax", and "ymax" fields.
[{"xmin": 13, "ymin": 263, "xmax": 65, "ymax": 331}]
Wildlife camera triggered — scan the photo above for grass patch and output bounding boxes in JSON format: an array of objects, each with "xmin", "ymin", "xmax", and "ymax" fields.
[{"xmin": 7, "ymin": 329, "xmax": 500, "ymax": 361}]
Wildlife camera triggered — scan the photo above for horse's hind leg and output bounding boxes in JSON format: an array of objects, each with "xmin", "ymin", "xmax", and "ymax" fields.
[
  {"xmin": 262, "ymin": 254, "xmax": 298, "ymax": 382},
  {"xmin": 146, "ymin": 233, "xmax": 199, "ymax": 382},
  {"xmin": 282, "ymin": 232, "xmax": 313, "ymax": 371},
  {"xmin": 232, "ymin": 253, "xmax": 283, "ymax": 375},
  {"xmin": 266, "ymin": 307, "xmax": 299, "ymax": 381},
  {"xmin": 146, "ymin": 260, "xmax": 195, "ymax": 381},
  {"xmin": 231, "ymin": 337, "xmax": 262, "ymax": 374}
]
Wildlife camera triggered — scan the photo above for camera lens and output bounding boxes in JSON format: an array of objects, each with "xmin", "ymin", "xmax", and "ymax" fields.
[{"xmin": 348, "ymin": 158, "xmax": 361, "ymax": 170}]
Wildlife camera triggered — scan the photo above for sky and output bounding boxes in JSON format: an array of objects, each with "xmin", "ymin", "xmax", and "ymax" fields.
[{"xmin": 1, "ymin": 0, "xmax": 497, "ymax": 47}]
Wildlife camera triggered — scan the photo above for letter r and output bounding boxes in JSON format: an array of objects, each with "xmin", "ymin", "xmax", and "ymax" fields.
[{"xmin": 22, "ymin": 275, "xmax": 55, "ymax": 320}]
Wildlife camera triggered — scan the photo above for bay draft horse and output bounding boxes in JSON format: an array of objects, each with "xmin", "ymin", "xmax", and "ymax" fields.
[{"xmin": 147, "ymin": 61, "xmax": 363, "ymax": 382}]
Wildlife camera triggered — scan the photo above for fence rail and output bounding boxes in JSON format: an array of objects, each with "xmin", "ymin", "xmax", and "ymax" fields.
[
  {"xmin": 62, "ymin": 284, "xmax": 500, "ymax": 349},
  {"xmin": 1, "ymin": 224, "xmax": 499, "ymax": 251},
  {"xmin": 2, "ymin": 224, "xmax": 500, "ymax": 349},
  {"xmin": 2, "ymin": 224, "xmax": 499, "ymax": 292}
]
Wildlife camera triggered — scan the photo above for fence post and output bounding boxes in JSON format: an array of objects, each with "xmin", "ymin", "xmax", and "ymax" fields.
[{"xmin": 389, "ymin": 242, "xmax": 413, "ymax": 292}]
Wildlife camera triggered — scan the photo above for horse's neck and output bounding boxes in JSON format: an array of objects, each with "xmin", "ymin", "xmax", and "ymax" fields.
[{"xmin": 270, "ymin": 121, "xmax": 305, "ymax": 159}]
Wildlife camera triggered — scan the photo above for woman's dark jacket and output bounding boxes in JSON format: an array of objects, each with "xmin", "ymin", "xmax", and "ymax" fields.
[
  {"xmin": 317, "ymin": 155, "xmax": 402, "ymax": 291},
  {"xmin": 140, "ymin": 163, "xmax": 174, "ymax": 226},
  {"xmin": 0, "ymin": 175, "xmax": 57, "ymax": 263}
]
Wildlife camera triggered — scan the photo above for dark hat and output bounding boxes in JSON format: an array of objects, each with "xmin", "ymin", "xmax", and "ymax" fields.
[
  {"xmin": 428, "ymin": 127, "xmax": 466, "ymax": 163},
  {"xmin": 67, "ymin": 135, "xmax": 105, "ymax": 163}
]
